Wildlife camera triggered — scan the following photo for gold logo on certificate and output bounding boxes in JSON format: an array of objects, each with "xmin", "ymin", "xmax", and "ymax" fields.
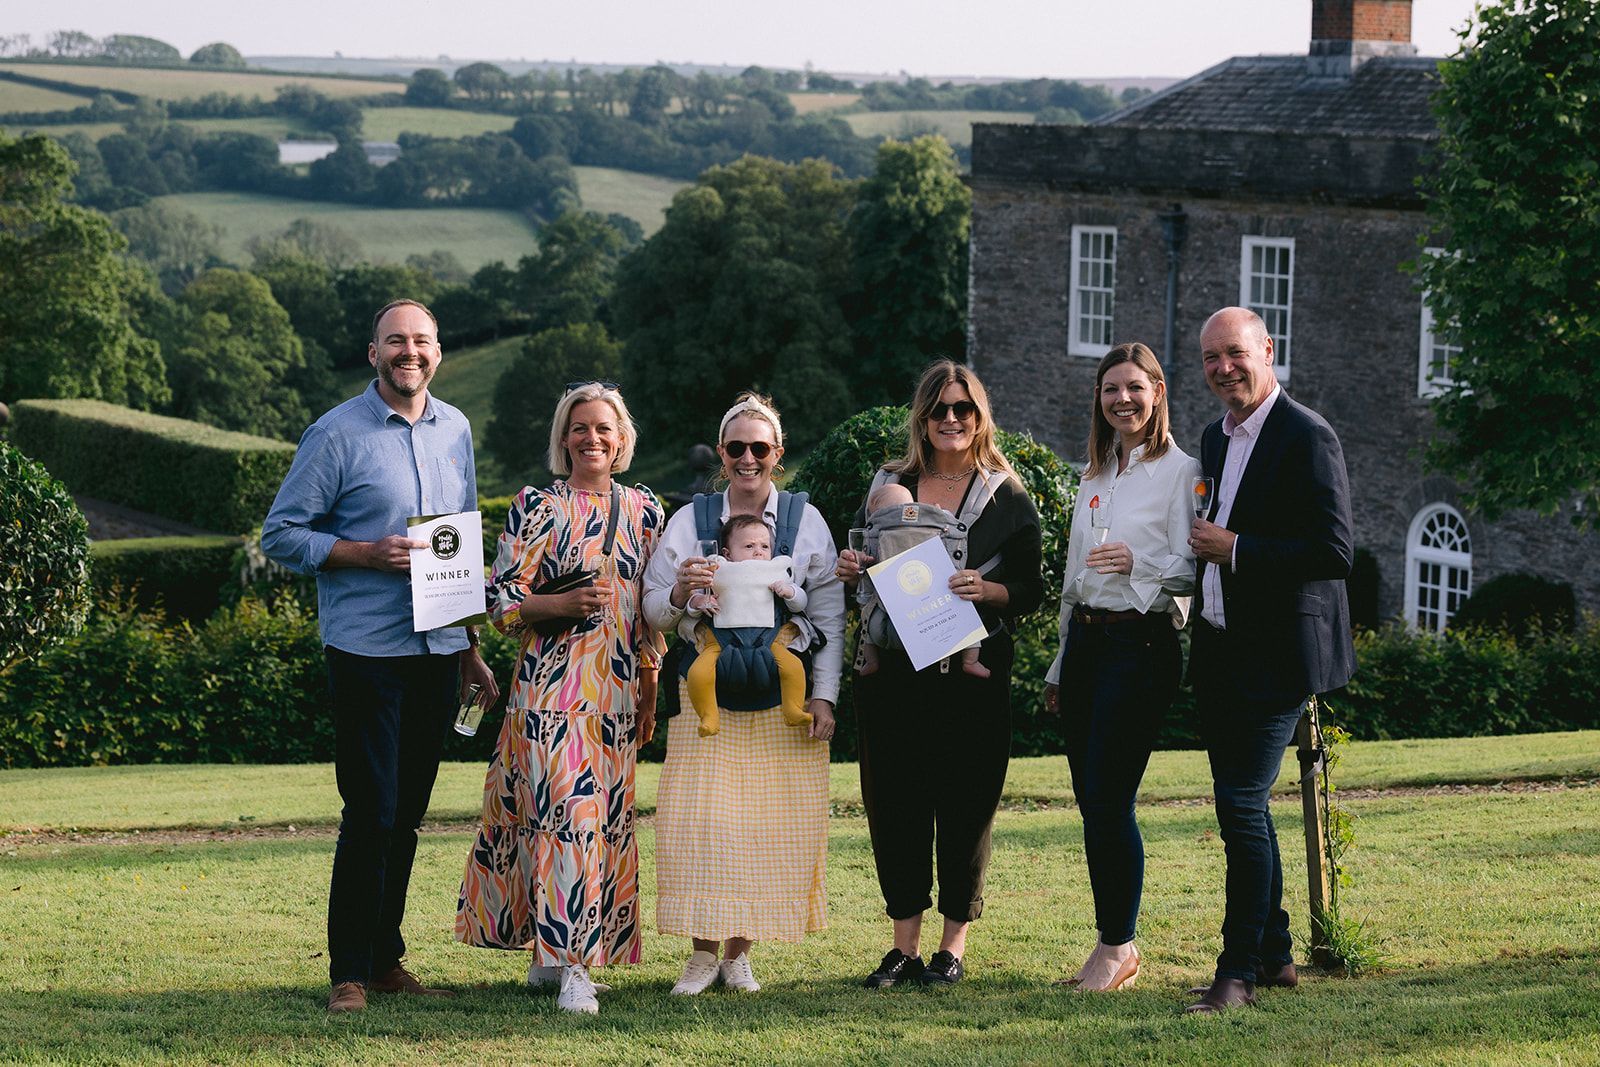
[{"xmin": 897, "ymin": 560, "xmax": 933, "ymax": 596}]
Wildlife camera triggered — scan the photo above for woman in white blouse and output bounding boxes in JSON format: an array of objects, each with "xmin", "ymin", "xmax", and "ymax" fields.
[{"xmin": 1042, "ymin": 341, "xmax": 1201, "ymax": 992}]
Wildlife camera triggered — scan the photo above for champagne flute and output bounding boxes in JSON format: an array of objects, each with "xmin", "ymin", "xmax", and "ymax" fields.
[
  {"xmin": 1193, "ymin": 476, "xmax": 1215, "ymax": 520},
  {"xmin": 1090, "ymin": 504, "xmax": 1111, "ymax": 546}
]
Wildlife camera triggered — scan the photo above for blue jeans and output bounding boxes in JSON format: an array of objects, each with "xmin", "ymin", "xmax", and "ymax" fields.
[
  {"xmin": 325, "ymin": 647, "xmax": 457, "ymax": 986},
  {"xmin": 1060, "ymin": 614, "xmax": 1180, "ymax": 945}
]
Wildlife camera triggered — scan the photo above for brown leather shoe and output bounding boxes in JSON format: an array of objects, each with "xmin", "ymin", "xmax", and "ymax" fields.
[
  {"xmin": 370, "ymin": 963, "xmax": 456, "ymax": 997},
  {"xmin": 327, "ymin": 981, "xmax": 367, "ymax": 1014},
  {"xmin": 1184, "ymin": 977, "xmax": 1257, "ymax": 1014},
  {"xmin": 1257, "ymin": 961, "xmax": 1298, "ymax": 988}
]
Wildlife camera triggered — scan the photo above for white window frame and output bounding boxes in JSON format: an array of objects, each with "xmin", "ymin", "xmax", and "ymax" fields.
[
  {"xmin": 1067, "ymin": 225, "xmax": 1117, "ymax": 358},
  {"xmin": 1404, "ymin": 503, "xmax": 1472, "ymax": 633},
  {"xmin": 1418, "ymin": 246, "xmax": 1462, "ymax": 398},
  {"xmin": 1239, "ymin": 236, "xmax": 1295, "ymax": 382}
]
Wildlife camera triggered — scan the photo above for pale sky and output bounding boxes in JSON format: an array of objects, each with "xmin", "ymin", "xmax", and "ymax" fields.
[{"xmin": 12, "ymin": 0, "xmax": 1481, "ymax": 80}]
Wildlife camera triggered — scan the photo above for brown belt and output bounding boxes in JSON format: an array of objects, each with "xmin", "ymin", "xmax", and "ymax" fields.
[{"xmin": 1072, "ymin": 606, "xmax": 1146, "ymax": 625}]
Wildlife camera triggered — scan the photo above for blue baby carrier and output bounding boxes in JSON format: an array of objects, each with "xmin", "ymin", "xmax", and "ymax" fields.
[{"xmin": 662, "ymin": 490, "xmax": 816, "ymax": 716}]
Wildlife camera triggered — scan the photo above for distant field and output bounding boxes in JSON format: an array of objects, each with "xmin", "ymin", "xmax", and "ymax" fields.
[
  {"xmin": 572, "ymin": 165, "xmax": 686, "ymax": 235},
  {"xmin": 359, "ymin": 106, "xmax": 516, "ymax": 141},
  {"xmin": 7, "ymin": 115, "xmax": 322, "ymax": 142},
  {"xmin": 0, "ymin": 79, "xmax": 89, "ymax": 113},
  {"xmin": 5, "ymin": 121, "xmax": 123, "ymax": 140},
  {"xmin": 0, "ymin": 63, "xmax": 401, "ymax": 102},
  {"xmin": 788, "ymin": 91, "xmax": 860, "ymax": 114},
  {"xmin": 845, "ymin": 109, "xmax": 1032, "ymax": 146},
  {"xmin": 156, "ymin": 191, "xmax": 540, "ymax": 270}
]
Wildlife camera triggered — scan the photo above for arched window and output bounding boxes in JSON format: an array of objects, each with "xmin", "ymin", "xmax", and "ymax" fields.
[{"xmin": 1406, "ymin": 504, "xmax": 1472, "ymax": 632}]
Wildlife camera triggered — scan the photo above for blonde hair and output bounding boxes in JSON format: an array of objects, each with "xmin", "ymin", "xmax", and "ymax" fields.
[
  {"xmin": 1085, "ymin": 342, "xmax": 1171, "ymax": 478},
  {"xmin": 889, "ymin": 360, "xmax": 1019, "ymax": 484},
  {"xmin": 718, "ymin": 392, "xmax": 784, "ymax": 447},
  {"xmin": 547, "ymin": 383, "xmax": 638, "ymax": 477}
]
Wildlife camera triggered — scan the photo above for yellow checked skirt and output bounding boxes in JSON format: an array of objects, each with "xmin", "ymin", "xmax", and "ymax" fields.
[{"xmin": 654, "ymin": 680, "xmax": 829, "ymax": 941}]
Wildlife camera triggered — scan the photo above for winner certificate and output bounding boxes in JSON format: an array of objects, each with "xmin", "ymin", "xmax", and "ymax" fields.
[
  {"xmin": 407, "ymin": 510, "xmax": 487, "ymax": 632},
  {"xmin": 866, "ymin": 536, "xmax": 988, "ymax": 672}
]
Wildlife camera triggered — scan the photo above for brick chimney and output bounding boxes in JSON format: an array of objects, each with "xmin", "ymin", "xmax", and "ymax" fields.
[{"xmin": 1309, "ymin": 0, "xmax": 1418, "ymax": 78}]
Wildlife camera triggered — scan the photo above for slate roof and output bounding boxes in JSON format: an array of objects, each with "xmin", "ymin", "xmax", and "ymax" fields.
[{"xmin": 1095, "ymin": 55, "xmax": 1444, "ymax": 139}]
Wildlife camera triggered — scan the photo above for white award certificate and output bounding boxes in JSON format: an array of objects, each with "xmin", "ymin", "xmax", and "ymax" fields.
[
  {"xmin": 866, "ymin": 535, "xmax": 988, "ymax": 672},
  {"xmin": 407, "ymin": 510, "xmax": 488, "ymax": 632}
]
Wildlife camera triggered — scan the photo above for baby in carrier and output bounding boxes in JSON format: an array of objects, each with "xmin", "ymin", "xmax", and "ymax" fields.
[
  {"xmin": 685, "ymin": 514, "xmax": 812, "ymax": 737},
  {"xmin": 855, "ymin": 481, "xmax": 990, "ymax": 679}
]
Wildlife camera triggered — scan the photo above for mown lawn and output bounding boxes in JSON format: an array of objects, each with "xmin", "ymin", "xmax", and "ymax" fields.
[
  {"xmin": 843, "ymin": 109, "xmax": 1032, "ymax": 147},
  {"xmin": 154, "ymin": 191, "xmax": 541, "ymax": 271},
  {"xmin": 0, "ymin": 62, "xmax": 401, "ymax": 102},
  {"xmin": 2, "ymin": 733, "xmax": 1597, "ymax": 1064},
  {"xmin": 572, "ymin": 165, "xmax": 688, "ymax": 236}
]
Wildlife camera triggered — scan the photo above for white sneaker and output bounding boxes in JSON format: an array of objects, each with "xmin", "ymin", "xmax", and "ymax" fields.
[
  {"xmin": 530, "ymin": 959, "xmax": 610, "ymax": 992},
  {"xmin": 557, "ymin": 965, "xmax": 599, "ymax": 1014},
  {"xmin": 671, "ymin": 950, "xmax": 721, "ymax": 995},
  {"xmin": 719, "ymin": 953, "xmax": 760, "ymax": 992}
]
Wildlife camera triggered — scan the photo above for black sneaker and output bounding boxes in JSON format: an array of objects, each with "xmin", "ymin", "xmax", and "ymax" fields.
[
  {"xmin": 921, "ymin": 950, "xmax": 965, "ymax": 985},
  {"xmin": 864, "ymin": 949, "xmax": 925, "ymax": 988}
]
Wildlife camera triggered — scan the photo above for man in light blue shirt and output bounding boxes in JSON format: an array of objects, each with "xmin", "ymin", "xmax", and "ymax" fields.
[{"xmin": 263, "ymin": 299, "xmax": 499, "ymax": 1015}]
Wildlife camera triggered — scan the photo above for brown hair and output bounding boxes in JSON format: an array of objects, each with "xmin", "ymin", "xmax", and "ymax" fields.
[
  {"xmin": 719, "ymin": 513, "xmax": 770, "ymax": 552},
  {"xmin": 888, "ymin": 359, "xmax": 1019, "ymax": 485},
  {"xmin": 369, "ymin": 298, "xmax": 438, "ymax": 344},
  {"xmin": 1084, "ymin": 342, "xmax": 1171, "ymax": 478}
]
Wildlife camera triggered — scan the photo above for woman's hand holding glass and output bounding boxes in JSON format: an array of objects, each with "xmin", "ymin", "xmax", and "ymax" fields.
[
  {"xmin": 835, "ymin": 528, "xmax": 872, "ymax": 587},
  {"xmin": 671, "ymin": 552, "xmax": 718, "ymax": 608},
  {"xmin": 1085, "ymin": 541, "xmax": 1134, "ymax": 575}
]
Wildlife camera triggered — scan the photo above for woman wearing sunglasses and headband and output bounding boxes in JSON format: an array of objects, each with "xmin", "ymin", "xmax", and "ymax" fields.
[
  {"xmin": 641, "ymin": 391, "xmax": 844, "ymax": 997},
  {"xmin": 836, "ymin": 360, "xmax": 1043, "ymax": 988}
]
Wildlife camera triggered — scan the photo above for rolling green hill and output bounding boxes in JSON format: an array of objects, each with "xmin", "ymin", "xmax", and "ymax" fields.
[
  {"xmin": 844, "ymin": 109, "xmax": 1032, "ymax": 146},
  {"xmin": 358, "ymin": 107, "xmax": 516, "ymax": 141},
  {"xmin": 0, "ymin": 62, "xmax": 400, "ymax": 102},
  {"xmin": 0, "ymin": 79, "xmax": 93, "ymax": 113},
  {"xmin": 571, "ymin": 166, "xmax": 686, "ymax": 235}
]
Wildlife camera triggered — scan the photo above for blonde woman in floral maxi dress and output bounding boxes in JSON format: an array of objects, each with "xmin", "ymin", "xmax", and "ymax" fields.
[{"xmin": 455, "ymin": 383, "xmax": 663, "ymax": 1015}]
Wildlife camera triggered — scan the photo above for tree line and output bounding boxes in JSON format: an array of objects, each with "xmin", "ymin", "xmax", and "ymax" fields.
[{"xmin": 0, "ymin": 31, "xmax": 245, "ymax": 67}]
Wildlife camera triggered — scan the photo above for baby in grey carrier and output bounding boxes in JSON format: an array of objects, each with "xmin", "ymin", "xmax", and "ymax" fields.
[{"xmin": 854, "ymin": 469, "xmax": 1005, "ymax": 678}]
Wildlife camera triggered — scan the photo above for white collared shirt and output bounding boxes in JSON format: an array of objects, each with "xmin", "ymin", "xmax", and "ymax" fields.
[
  {"xmin": 1044, "ymin": 439, "xmax": 1201, "ymax": 685},
  {"xmin": 1200, "ymin": 384, "xmax": 1282, "ymax": 630},
  {"xmin": 642, "ymin": 483, "xmax": 845, "ymax": 704}
]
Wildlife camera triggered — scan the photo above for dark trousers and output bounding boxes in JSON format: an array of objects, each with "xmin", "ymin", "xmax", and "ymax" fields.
[
  {"xmin": 1059, "ymin": 614, "xmax": 1180, "ymax": 945},
  {"xmin": 324, "ymin": 646, "xmax": 457, "ymax": 986},
  {"xmin": 1191, "ymin": 621, "xmax": 1304, "ymax": 983},
  {"xmin": 856, "ymin": 633, "xmax": 1013, "ymax": 924}
]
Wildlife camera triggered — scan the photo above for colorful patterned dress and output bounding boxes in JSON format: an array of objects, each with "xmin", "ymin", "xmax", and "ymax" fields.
[{"xmin": 455, "ymin": 481, "xmax": 663, "ymax": 967}]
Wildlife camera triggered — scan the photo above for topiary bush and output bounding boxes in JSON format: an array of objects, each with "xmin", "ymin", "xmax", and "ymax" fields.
[
  {"xmin": 1450, "ymin": 572, "xmax": 1577, "ymax": 636},
  {"xmin": 788, "ymin": 405, "xmax": 1077, "ymax": 758},
  {"xmin": 1, "ymin": 440, "xmax": 92, "ymax": 670},
  {"xmin": 91, "ymin": 535, "xmax": 244, "ymax": 622}
]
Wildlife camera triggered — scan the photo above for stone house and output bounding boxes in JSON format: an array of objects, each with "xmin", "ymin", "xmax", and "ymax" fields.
[{"xmin": 967, "ymin": 0, "xmax": 1600, "ymax": 625}]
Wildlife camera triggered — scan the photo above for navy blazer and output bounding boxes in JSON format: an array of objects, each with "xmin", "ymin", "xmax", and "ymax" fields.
[{"xmin": 1194, "ymin": 392, "xmax": 1357, "ymax": 702}]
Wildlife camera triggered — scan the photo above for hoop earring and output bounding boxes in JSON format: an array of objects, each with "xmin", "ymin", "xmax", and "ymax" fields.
[{"xmin": 774, "ymin": 462, "xmax": 786, "ymax": 476}]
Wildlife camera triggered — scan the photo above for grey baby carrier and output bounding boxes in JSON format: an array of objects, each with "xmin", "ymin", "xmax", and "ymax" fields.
[{"xmin": 859, "ymin": 468, "xmax": 1010, "ymax": 650}]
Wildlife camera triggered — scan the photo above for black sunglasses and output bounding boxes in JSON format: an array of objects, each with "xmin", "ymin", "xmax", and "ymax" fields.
[
  {"xmin": 722, "ymin": 440, "xmax": 773, "ymax": 460},
  {"xmin": 929, "ymin": 400, "xmax": 978, "ymax": 421},
  {"xmin": 565, "ymin": 379, "xmax": 620, "ymax": 392}
]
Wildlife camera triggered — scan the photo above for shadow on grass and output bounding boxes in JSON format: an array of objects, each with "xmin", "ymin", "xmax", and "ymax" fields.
[{"xmin": 3, "ymin": 949, "xmax": 1596, "ymax": 1063}]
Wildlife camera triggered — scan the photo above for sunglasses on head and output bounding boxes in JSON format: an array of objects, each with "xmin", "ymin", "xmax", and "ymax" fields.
[
  {"xmin": 565, "ymin": 379, "xmax": 620, "ymax": 393},
  {"xmin": 722, "ymin": 440, "xmax": 773, "ymax": 460},
  {"xmin": 929, "ymin": 400, "xmax": 978, "ymax": 421}
]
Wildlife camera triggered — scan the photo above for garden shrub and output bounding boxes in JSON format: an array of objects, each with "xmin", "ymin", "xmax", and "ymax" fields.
[
  {"xmin": 788, "ymin": 405, "xmax": 1077, "ymax": 758},
  {"xmin": 91, "ymin": 535, "xmax": 243, "ymax": 622},
  {"xmin": 10, "ymin": 399, "xmax": 295, "ymax": 533},
  {"xmin": 1451, "ymin": 572, "xmax": 1577, "ymax": 636},
  {"xmin": 0, "ymin": 440, "xmax": 91, "ymax": 670}
]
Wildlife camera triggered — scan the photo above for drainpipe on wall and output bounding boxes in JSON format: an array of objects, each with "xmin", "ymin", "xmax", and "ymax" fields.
[{"xmin": 1157, "ymin": 204, "xmax": 1188, "ymax": 369}]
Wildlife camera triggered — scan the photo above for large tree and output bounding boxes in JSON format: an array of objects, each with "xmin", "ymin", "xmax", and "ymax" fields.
[
  {"xmin": 517, "ymin": 209, "xmax": 629, "ymax": 333},
  {"xmin": 613, "ymin": 156, "xmax": 857, "ymax": 453},
  {"xmin": 0, "ymin": 134, "xmax": 168, "ymax": 408},
  {"xmin": 485, "ymin": 322, "xmax": 622, "ymax": 479},
  {"xmin": 844, "ymin": 135, "xmax": 970, "ymax": 408},
  {"xmin": 112, "ymin": 201, "xmax": 223, "ymax": 294},
  {"xmin": 1419, "ymin": 0, "xmax": 1600, "ymax": 520},
  {"xmin": 163, "ymin": 269, "xmax": 309, "ymax": 439},
  {"xmin": 100, "ymin": 34, "xmax": 182, "ymax": 64},
  {"xmin": 405, "ymin": 68, "xmax": 454, "ymax": 107},
  {"xmin": 189, "ymin": 42, "xmax": 246, "ymax": 68}
]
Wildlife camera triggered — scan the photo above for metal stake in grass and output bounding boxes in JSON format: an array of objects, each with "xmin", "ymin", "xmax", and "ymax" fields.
[{"xmin": 1296, "ymin": 696, "xmax": 1336, "ymax": 969}]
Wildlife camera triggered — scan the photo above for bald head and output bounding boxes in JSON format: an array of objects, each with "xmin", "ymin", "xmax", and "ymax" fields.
[{"xmin": 1200, "ymin": 306, "xmax": 1277, "ymax": 417}]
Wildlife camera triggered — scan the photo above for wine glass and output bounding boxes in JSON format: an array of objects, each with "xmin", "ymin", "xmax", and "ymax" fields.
[
  {"xmin": 1090, "ymin": 504, "xmax": 1111, "ymax": 546},
  {"xmin": 847, "ymin": 527, "xmax": 870, "ymax": 567},
  {"xmin": 1193, "ymin": 476, "xmax": 1215, "ymax": 520}
]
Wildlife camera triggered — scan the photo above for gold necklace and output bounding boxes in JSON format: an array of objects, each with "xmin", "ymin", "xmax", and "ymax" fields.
[{"xmin": 928, "ymin": 465, "xmax": 975, "ymax": 483}]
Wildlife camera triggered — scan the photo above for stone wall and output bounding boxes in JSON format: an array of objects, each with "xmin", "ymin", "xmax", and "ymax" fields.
[{"xmin": 968, "ymin": 179, "xmax": 1600, "ymax": 619}]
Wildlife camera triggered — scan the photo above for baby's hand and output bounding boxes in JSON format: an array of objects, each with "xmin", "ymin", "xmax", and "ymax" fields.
[
  {"xmin": 770, "ymin": 580, "xmax": 797, "ymax": 600},
  {"xmin": 687, "ymin": 590, "xmax": 719, "ymax": 614}
]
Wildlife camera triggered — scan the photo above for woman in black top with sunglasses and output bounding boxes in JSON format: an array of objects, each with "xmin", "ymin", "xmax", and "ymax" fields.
[{"xmin": 837, "ymin": 360, "xmax": 1043, "ymax": 988}]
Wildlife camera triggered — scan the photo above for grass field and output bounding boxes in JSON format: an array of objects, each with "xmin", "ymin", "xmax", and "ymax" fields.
[
  {"xmin": 359, "ymin": 107, "xmax": 517, "ymax": 141},
  {"xmin": 572, "ymin": 165, "xmax": 687, "ymax": 235},
  {"xmin": 788, "ymin": 91, "xmax": 861, "ymax": 114},
  {"xmin": 6, "ymin": 115, "xmax": 325, "ymax": 142},
  {"xmin": 0, "ymin": 63, "xmax": 401, "ymax": 102},
  {"xmin": 844, "ymin": 109, "xmax": 1033, "ymax": 147},
  {"xmin": 156, "ymin": 191, "xmax": 541, "ymax": 270},
  {"xmin": 2, "ymin": 734, "xmax": 1597, "ymax": 1064},
  {"xmin": 0, "ymin": 78, "xmax": 92, "ymax": 113}
]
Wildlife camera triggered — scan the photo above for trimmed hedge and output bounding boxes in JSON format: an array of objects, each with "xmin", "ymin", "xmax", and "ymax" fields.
[
  {"xmin": 91, "ymin": 536, "xmax": 244, "ymax": 622},
  {"xmin": 1, "ymin": 440, "xmax": 91, "ymax": 669},
  {"xmin": 10, "ymin": 399, "xmax": 296, "ymax": 534}
]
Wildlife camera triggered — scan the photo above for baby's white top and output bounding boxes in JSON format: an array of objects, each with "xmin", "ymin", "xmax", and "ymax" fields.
[{"xmin": 708, "ymin": 555, "xmax": 804, "ymax": 628}]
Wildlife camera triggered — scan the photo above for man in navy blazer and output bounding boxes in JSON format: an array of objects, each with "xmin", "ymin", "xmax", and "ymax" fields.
[{"xmin": 1184, "ymin": 307, "xmax": 1355, "ymax": 1014}]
